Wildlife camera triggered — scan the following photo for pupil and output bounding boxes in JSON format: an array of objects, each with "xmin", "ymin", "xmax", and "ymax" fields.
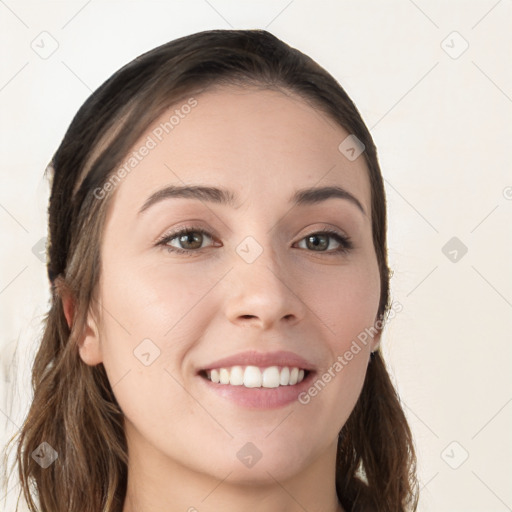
[
  {"xmin": 309, "ymin": 235, "xmax": 327, "ymax": 250},
  {"xmin": 182, "ymin": 232, "xmax": 201, "ymax": 248}
]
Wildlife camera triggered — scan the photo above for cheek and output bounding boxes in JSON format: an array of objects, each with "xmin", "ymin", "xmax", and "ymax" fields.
[
  {"xmin": 95, "ymin": 267, "xmax": 205, "ymax": 438},
  {"xmin": 308, "ymin": 260, "xmax": 381, "ymax": 346},
  {"xmin": 96, "ymin": 258, "xmax": 221, "ymax": 388},
  {"xmin": 297, "ymin": 259, "xmax": 380, "ymax": 409},
  {"xmin": 99, "ymin": 255, "xmax": 219, "ymax": 339},
  {"xmin": 295, "ymin": 280, "xmax": 377, "ymax": 437}
]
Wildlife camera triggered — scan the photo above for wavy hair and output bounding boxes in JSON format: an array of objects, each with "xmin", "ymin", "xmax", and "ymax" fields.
[{"xmin": 3, "ymin": 29, "xmax": 418, "ymax": 511}]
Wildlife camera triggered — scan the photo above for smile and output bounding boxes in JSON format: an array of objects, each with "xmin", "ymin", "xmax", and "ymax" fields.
[{"xmin": 202, "ymin": 365, "xmax": 308, "ymax": 388}]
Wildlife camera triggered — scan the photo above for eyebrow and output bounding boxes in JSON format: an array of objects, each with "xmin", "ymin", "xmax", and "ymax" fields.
[{"xmin": 138, "ymin": 184, "xmax": 366, "ymax": 217}]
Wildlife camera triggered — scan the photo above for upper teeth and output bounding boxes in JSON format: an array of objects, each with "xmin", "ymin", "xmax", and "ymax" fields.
[{"xmin": 206, "ymin": 366, "xmax": 306, "ymax": 388}]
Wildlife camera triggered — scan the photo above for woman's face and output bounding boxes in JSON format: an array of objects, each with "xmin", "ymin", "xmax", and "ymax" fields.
[{"xmin": 80, "ymin": 86, "xmax": 381, "ymax": 484}]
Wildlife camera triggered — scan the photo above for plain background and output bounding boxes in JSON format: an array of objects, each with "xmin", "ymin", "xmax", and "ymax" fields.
[{"xmin": 1, "ymin": 1, "xmax": 511, "ymax": 510}]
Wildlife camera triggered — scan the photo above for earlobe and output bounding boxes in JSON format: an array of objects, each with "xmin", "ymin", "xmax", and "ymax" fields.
[
  {"xmin": 78, "ymin": 312, "xmax": 103, "ymax": 366},
  {"xmin": 371, "ymin": 317, "xmax": 383, "ymax": 353},
  {"xmin": 371, "ymin": 334, "xmax": 381, "ymax": 353}
]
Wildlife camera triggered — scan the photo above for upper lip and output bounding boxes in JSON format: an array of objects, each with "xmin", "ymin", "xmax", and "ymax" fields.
[{"xmin": 198, "ymin": 350, "xmax": 316, "ymax": 372}]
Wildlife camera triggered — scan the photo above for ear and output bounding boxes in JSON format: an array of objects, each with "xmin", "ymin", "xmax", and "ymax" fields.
[
  {"xmin": 370, "ymin": 314, "xmax": 383, "ymax": 353},
  {"xmin": 76, "ymin": 304, "xmax": 103, "ymax": 366},
  {"xmin": 370, "ymin": 329, "xmax": 381, "ymax": 353},
  {"xmin": 61, "ymin": 284, "xmax": 74, "ymax": 328},
  {"xmin": 57, "ymin": 278, "xmax": 103, "ymax": 366}
]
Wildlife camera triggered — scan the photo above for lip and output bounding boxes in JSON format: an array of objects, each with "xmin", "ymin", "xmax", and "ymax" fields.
[
  {"xmin": 197, "ymin": 349, "xmax": 316, "ymax": 372},
  {"xmin": 198, "ymin": 369, "xmax": 315, "ymax": 409}
]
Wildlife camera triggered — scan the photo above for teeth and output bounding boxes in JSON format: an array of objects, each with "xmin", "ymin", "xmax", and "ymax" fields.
[
  {"xmin": 279, "ymin": 366, "xmax": 290, "ymax": 385},
  {"xmin": 229, "ymin": 366, "xmax": 244, "ymax": 386},
  {"xmin": 219, "ymin": 368, "xmax": 230, "ymax": 384},
  {"xmin": 205, "ymin": 365, "xmax": 307, "ymax": 388},
  {"xmin": 262, "ymin": 367, "xmax": 280, "ymax": 388},
  {"xmin": 244, "ymin": 366, "xmax": 262, "ymax": 388}
]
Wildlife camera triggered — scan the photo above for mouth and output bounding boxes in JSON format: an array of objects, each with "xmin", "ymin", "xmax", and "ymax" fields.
[
  {"xmin": 197, "ymin": 364, "xmax": 316, "ymax": 409},
  {"xmin": 198, "ymin": 365, "xmax": 311, "ymax": 388}
]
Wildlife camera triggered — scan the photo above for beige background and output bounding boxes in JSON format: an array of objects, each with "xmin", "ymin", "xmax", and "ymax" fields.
[{"xmin": 1, "ymin": 1, "xmax": 511, "ymax": 510}]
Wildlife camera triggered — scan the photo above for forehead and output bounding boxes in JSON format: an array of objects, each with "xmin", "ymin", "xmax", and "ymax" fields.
[{"xmin": 106, "ymin": 85, "xmax": 372, "ymax": 218}]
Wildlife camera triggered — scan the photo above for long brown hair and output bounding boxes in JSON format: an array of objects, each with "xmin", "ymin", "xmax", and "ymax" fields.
[{"xmin": 3, "ymin": 29, "xmax": 418, "ymax": 511}]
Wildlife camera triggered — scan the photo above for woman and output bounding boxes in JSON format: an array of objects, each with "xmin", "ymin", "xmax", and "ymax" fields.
[{"xmin": 6, "ymin": 29, "xmax": 418, "ymax": 511}]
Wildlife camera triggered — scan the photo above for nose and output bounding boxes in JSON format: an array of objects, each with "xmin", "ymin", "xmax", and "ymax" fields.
[{"xmin": 223, "ymin": 241, "xmax": 306, "ymax": 330}]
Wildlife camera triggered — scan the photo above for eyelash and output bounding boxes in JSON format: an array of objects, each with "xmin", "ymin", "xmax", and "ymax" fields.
[{"xmin": 155, "ymin": 225, "xmax": 353, "ymax": 257}]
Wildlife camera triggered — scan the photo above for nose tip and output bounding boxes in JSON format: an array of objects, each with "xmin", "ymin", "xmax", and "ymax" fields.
[{"xmin": 226, "ymin": 260, "xmax": 303, "ymax": 329}]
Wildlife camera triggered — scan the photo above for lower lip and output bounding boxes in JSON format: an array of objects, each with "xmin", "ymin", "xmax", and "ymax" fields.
[{"xmin": 197, "ymin": 371, "xmax": 315, "ymax": 410}]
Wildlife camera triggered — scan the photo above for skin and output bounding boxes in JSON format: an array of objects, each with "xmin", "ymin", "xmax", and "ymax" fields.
[{"xmin": 64, "ymin": 86, "xmax": 382, "ymax": 512}]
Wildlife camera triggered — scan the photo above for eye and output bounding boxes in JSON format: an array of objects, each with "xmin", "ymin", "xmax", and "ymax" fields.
[
  {"xmin": 156, "ymin": 225, "xmax": 353, "ymax": 256},
  {"xmin": 156, "ymin": 226, "xmax": 216, "ymax": 256},
  {"xmin": 295, "ymin": 228, "xmax": 353, "ymax": 255}
]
